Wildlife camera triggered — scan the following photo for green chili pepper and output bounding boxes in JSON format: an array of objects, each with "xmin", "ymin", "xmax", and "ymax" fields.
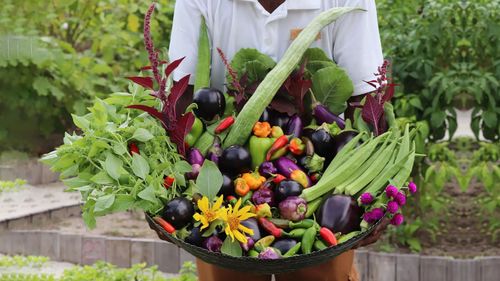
[
  {"xmin": 249, "ymin": 136, "xmax": 275, "ymax": 168},
  {"xmin": 305, "ymin": 198, "xmax": 322, "ymax": 218},
  {"xmin": 241, "ymin": 190, "xmax": 254, "ymax": 203},
  {"xmin": 285, "ymin": 228, "xmax": 307, "ymax": 238},
  {"xmin": 248, "ymin": 250, "xmax": 259, "ymax": 257},
  {"xmin": 301, "ymin": 226, "xmax": 317, "ymax": 254},
  {"xmin": 314, "ymin": 239, "xmax": 328, "ymax": 251},
  {"xmin": 186, "ymin": 118, "xmax": 204, "ymax": 147},
  {"xmin": 283, "ymin": 242, "xmax": 302, "ymax": 257},
  {"xmin": 254, "ymin": 235, "xmax": 275, "ymax": 252},
  {"xmin": 289, "ymin": 219, "xmax": 316, "ymax": 229},
  {"xmin": 338, "ymin": 231, "xmax": 361, "ymax": 244}
]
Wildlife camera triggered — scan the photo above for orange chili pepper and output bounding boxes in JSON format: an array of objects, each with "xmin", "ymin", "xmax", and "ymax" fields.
[
  {"xmin": 242, "ymin": 172, "xmax": 266, "ymax": 190},
  {"xmin": 234, "ymin": 178, "xmax": 250, "ymax": 196},
  {"xmin": 253, "ymin": 122, "xmax": 272, "ymax": 138},
  {"xmin": 154, "ymin": 216, "xmax": 176, "ymax": 234}
]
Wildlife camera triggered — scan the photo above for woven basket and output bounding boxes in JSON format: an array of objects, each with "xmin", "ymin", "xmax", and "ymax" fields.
[{"xmin": 146, "ymin": 214, "xmax": 381, "ymax": 274}]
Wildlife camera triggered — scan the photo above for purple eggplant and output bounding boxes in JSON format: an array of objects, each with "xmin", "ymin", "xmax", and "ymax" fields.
[
  {"xmin": 162, "ymin": 197, "xmax": 195, "ymax": 229},
  {"xmin": 241, "ymin": 218, "xmax": 262, "ymax": 241},
  {"xmin": 279, "ymin": 196, "xmax": 307, "ymax": 221},
  {"xmin": 186, "ymin": 164, "xmax": 201, "ymax": 179},
  {"xmin": 218, "ymin": 174, "xmax": 235, "ymax": 196},
  {"xmin": 313, "ymin": 103, "xmax": 345, "ymax": 129},
  {"xmin": 316, "ymin": 195, "xmax": 363, "ymax": 234},
  {"xmin": 258, "ymin": 247, "xmax": 281, "ymax": 259},
  {"xmin": 240, "ymin": 237, "xmax": 255, "ymax": 252},
  {"xmin": 303, "ymin": 128, "xmax": 336, "ymax": 164},
  {"xmin": 188, "ymin": 148, "xmax": 205, "ymax": 166},
  {"xmin": 285, "ymin": 115, "xmax": 304, "ymax": 138},
  {"xmin": 219, "ymin": 145, "xmax": 252, "ymax": 176},
  {"xmin": 185, "ymin": 226, "xmax": 202, "ymax": 246},
  {"xmin": 207, "ymin": 137, "xmax": 223, "ymax": 164},
  {"xmin": 259, "ymin": 161, "xmax": 278, "ymax": 177},
  {"xmin": 274, "ymin": 157, "xmax": 302, "ymax": 178},
  {"xmin": 252, "ymin": 188, "xmax": 275, "ymax": 206},
  {"xmin": 275, "ymin": 180, "xmax": 303, "ymax": 202},
  {"xmin": 203, "ymin": 235, "xmax": 223, "ymax": 252},
  {"xmin": 332, "ymin": 131, "xmax": 358, "ymax": 155},
  {"xmin": 272, "ymin": 239, "xmax": 298, "ymax": 255}
]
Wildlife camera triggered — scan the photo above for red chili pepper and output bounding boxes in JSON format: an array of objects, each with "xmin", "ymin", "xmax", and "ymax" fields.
[
  {"xmin": 163, "ymin": 175, "xmax": 175, "ymax": 189},
  {"xmin": 129, "ymin": 143, "xmax": 140, "ymax": 155},
  {"xmin": 154, "ymin": 216, "xmax": 176, "ymax": 234},
  {"xmin": 266, "ymin": 135, "xmax": 290, "ymax": 161},
  {"xmin": 258, "ymin": 217, "xmax": 285, "ymax": 238},
  {"xmin": 273, "ymin": 174, "xmax": 286, "ymax": 184},
  {"xmin": 289, "ymin": 138, "xmax": 305, "ymax": 155},
  {"xmin": 319, "ymin": 227, "xmax": 337, "ymax": 246},
  {"xmin": 215, "ymin": 116, "xmax": 235, "ymax": 134}
]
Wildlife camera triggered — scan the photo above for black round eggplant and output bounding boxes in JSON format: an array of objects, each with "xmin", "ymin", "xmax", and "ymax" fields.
[
  {"xmin": 193, "ymin": 87, "xmax": 225, "ymax": 121},
  {"xmin": 218, "ymin": 174, "xmax": 235, "ymax": 196},
  {"xmin": 272, "ymin": 239, "xmax": 298, "ymax": 255},
  {"xmin": 316, "ymin": 195, "xmax": 363, "ymax": 234},
  {"xmin": 185, "ymin": 226, "xmax": 203, "ymax": 247},
  {"xmin": 241, "ymin": 218, "xmax": 262, "ymax": 241},
  {"xmin": 332, "ymin": 131, "xmax": 358, "ymax": 155},
  {"xmin": 162, "ymin": 197, "xmax": 195, "ymax": 229},
  {"xmin": 275, "ymin": 180, "xmax": 303, "ymax": 203},
  {"xmin": 218, "ymin": 145, "xmax": 252, "ymax": 176},
  {"xmin": 260, "ymin": 108, "xmax": 290, "ymax": 127},
  {"xmin": 303, "ymin": 128, "xmax": 335, "ymax": 163}
]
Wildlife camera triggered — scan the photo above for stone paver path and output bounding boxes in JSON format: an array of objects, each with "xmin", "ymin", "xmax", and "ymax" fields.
[{"xmin": 0, "ymin": 182, "xmax": 81, "ymax": 222}]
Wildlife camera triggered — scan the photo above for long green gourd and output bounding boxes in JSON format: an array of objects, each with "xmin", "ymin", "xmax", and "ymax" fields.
[
  {"xmin": 223, "ymin": 7, "xmax": 362, "ymax": 147},
  {"xmin": 194, "ymin": 17, "xmax": 211, "ymax": 92}
]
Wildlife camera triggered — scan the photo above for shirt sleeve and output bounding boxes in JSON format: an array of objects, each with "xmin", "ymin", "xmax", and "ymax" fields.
[
  {"xmin": 168, "ymin": 0, "xmax": 208, "ymax": 84},
  {"xmin": 332, "ymin": 0, "xmax": 383, "ymax": 96}
]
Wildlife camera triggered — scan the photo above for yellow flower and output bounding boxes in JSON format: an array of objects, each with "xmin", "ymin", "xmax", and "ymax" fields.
[
  {"xmin": 220, "ymin": 198, "xmax": 256, "ymax": 244},
  {"xmin": 193, "ymin": 196, "xmax": 225, "ymax": 230}
]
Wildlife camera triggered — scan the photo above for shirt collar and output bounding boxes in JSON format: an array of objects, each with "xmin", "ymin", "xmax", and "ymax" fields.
[{"xmin": 233, "ymin": 0, "xmax": 321, "ymax": 11}]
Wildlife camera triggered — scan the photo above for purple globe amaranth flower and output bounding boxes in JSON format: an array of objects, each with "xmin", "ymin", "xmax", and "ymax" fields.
[
  {"xmin": 385, "ymin": 185, "xmax": 398, "ymax": 198},
  {"xmin": 360, "ymin": 193, "xmax": 374, "ymax": 205},
  {"xmin": 408, "ymin": 182, "xmax": 418, "ymax": 194},
  {"xmin": 395, "ymin": 192, "xmax": 407, "ymax": 206},
  {"xmin": 391, "ymin": 213, "xmax": 404, "ymax": 226},
  {"xmin": 387, "ymin": 201, "xmax": 399, "ymax": 214},
  {"xmin": 371, "ymin": 208, "xmax": 385, "ymax": 220},
  {"xmin": 363, "ymin": 212, "xmax": 376, "ymax": 223}
]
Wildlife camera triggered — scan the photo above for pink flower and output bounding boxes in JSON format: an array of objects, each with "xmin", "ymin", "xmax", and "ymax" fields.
[
  {"xmin": 360, "ymin": 193, "xmax": 374, "ymax": 205},
  {"xmin": 391, "ymin": 213, "xmax": 404, "ymax": 226},
  {"xmin": 395, "ymin": 192, "xmax": 407, "ymax": 206},
  {"xmin": 385, "ymin": 185, "xmax": 398, "ymax": 198},
  {"xmin": 408, "ymin": 182, "xmax": 417, "ymax": 194},
  {"xmin": 371, "ymin": 208, "xmax": 385, "ymax": 220},
  {"xmin": 387, "ymin": 201, "xmax": 399, "ymax": 214}
]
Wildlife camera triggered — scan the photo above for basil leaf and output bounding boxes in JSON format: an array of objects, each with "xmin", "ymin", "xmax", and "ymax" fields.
[
  {"xmin": 174, "ymin": 160, "xmax": 192, "ymax": 174},
  {"xmin": 131, "ymin": 153, "xmax": 150, "ymax": 179},
  {"xmin": 110, "ymin": 194, "xmax": 135, "ymax": 212},
  {"xmin": 71, "ymin": 114, "xmax": 90, "ymax": 131},
  {"xmin": 221, "ymin": 237, "xmax": 243, "ymax": 257},
  {"xmin": 94, "ymin": 194, "xmax": 115, "ymax": 212},
  {"xmin": 90, "ymin": 171, "xmax": 114, "ymax": 185},
  {"xmin": 132, "ymin": 128, "xmax": 154, "ymax": 142},
  {"xmin": 196, "ymin": 160, "xmax": 223, "ymax": 200},
  {"xmin": 105, "ymin": 154, "xmax": 123, "ymax": 180},
  {"xmin": 138, "ymin": 185, "xmax": 156, "ymax": 203}
]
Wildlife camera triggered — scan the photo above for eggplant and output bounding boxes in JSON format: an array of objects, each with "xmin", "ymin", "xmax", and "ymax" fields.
[
  {"xmin": 241, "ymin": 218, "xmax": 262, "ymax": 241},
  {"xmin": 316, "ymin": 195, "xmax": 363, "ymax": 234},
  {"xmin": 203, "ymin": 236, "xmax": 223, "ymax": 252},
  {"xmin": 252, "ymin": 188, "xmax": 275, "ymax": 206},
  {"xmin": 185, "ymin": 226, "xmax": 202, "ymax": 246},
  {"xmin": 162, "ymin": 197, "xmax": 195, "ymax": 229},
  {"xmin": 218, "ymin": 145, "xmax": 252, "ymax": 176},
  {"xmin": 218, "ymin": 174, "xmax": 235, "ymax": 196},
  {"xmin": 258, "ymin": 247, "xmax": 281, "ymax": 259},
  {"xmin": 303, "ymin": 128, "xmax": 335, "ymax": 163},
  {"xmin": 186, "ymin": 163, "xmax": 201, "ymax": 180},
  {"xmin": 272, "ymin": 239, "xmax": 298, "ymax": 255},
  {"xmin": 193, "ymin": 88, "xmax": 226, "ymax": 121},
  {"xmin": 240, "ymin": 237, "xmax": 255, "ymax": 252},
  {"xmin": 259, "ymin": 161, "xmax": 277, "ymax": 177},
  {"xmin": 313, "ymin": 103, "xmax": 345, "ymax": 129},
  {"xmin": 207, "ymin": 137, "xmax": 223, "ymax": 164},
  {"xmin": 188, "ymin": 148, "xmax": 205, "ymax": 166},
  {"xmin": 260, "ymin": 108, "xmax": 290, "ymax": 127},
  {"xmin": 275, "ymin": 180, "xmax": 303, "ymax": 202},
  {"xmin": 279, "ymin": 196, "xmax": 307, "ymax": 221},
  {"xmin": 285, "ymin": 115, "xmax": 303, "ymax": 138},
  {"xmin": 274, "ymin": 157, "xmax": 302, "ymax": 178},
  {"xmin": 332, "ymin": 131, "xmax": 358, "ymax": 155}
]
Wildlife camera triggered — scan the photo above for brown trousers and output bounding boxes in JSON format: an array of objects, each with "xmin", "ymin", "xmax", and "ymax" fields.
[{"xmin": 196, "ymin": 250, "xmax": 359, "ymax": 281}]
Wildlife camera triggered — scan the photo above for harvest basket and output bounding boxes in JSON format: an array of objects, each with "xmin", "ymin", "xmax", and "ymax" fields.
[{"xmin": 146, "ymin": 213, "xmax": 382, "ymax": 274}]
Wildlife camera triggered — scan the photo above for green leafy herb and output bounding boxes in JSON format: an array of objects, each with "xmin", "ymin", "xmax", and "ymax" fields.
[{"xmin": 196, "ymin": 160, "xmax": 223, "ymax": 200}]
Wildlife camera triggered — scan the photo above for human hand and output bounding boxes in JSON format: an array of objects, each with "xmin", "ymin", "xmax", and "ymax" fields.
[{"xmin": 353, "ymin": 218, "xmax": 390, "ymax": 248}]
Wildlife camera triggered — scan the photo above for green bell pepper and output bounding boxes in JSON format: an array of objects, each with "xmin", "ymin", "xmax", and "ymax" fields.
[
  {"xmin": 249, "ymin": 136, "xmax": 275, "ymax": 168},
  {"xmin": 186, "ymin": 118, "xmax": 203, "ymax": 147}
]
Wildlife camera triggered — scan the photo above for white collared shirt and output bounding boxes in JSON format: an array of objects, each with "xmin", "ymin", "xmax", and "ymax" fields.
[{"xmin": 169, "ymin": 0, "xmax": 383, "ymax": 96}]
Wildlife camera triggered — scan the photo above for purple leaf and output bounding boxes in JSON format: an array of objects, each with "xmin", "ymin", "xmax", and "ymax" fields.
[
  {"xmin": 167, "ymin": 75, "xmax": 190, "ymax": 118},
  {"xmin": 127, "ymin": 105, "xmax": 167, "ymax": 127},
  {"xmin": 165, "ymin": 57, "xmax": 185, "ymax": 78},
  {"xmin": 168, "ymin": 112, "xmax": 195, "ymax": 156},
  {"xmin": 126, "ymin": 76, "xmax": 154, "ymax": 90},
  {"xmin": 361, "ymin": 94, "xmax": 384, "ymax": 136},
  {"xmin": 284, "ymin": 61, "xmax": 312, "ymax": 114}
]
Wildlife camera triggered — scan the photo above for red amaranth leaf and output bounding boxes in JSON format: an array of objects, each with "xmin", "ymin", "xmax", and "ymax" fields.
[
  {"xmin": 127, "ymin": 105, "xmax": 167, "ymax": 127},
  {"xmin": 284, "ymin": 61, "xmax": 312, "ymax": 114},
  {"xmin": 381, "ymin": 83, "xmax": 397, "ymax": 103},
  {"xmin": 165, "ymin": 57, "xmax": 185, "ymax": 78},
  {"xmin": 126, "ymin": 76, "xmax": 154, "ymax": 90},
  {"xmin": 167, "ymin": 75, "xmax": 191, "ymax": 118},
  {"xmin": 361, "ymin": 94, "xmax": 384, "ymax": 136},
  {"xmin": 168, "ymin": 112, "xmax": 195, "ymax": 156}
]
